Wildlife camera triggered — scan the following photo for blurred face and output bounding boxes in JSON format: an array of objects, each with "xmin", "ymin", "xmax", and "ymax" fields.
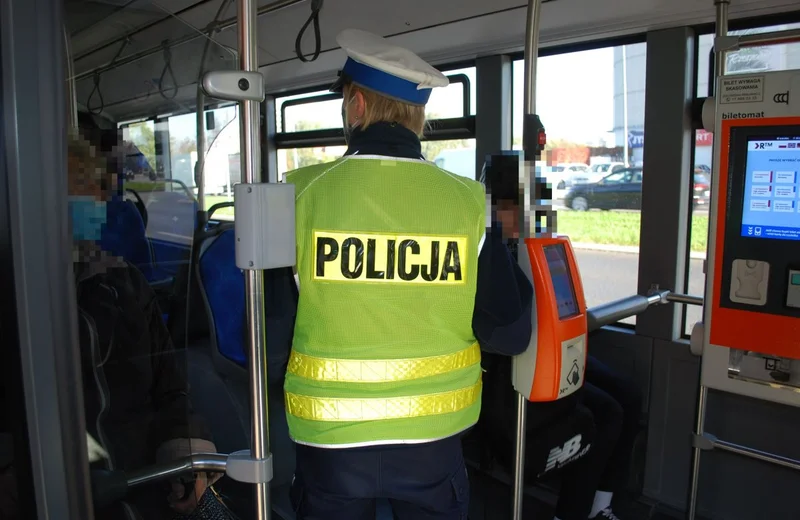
[
  {"xmin": 67, "ymin": 135, "xmax": 114, "ymax": 242},
  {"xmin": 495, "ymin": 199, "xmax": 519, "ymax": 241}
]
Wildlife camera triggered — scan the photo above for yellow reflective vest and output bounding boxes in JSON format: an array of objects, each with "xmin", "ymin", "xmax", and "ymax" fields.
[{"xmin": 284, "ymin": 155, "xmax": 486, "ymax": 448}]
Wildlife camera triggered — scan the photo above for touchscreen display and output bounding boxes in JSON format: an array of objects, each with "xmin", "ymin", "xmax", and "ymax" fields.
[
  {"xmin": 543, "ymin": 244, "xmax": 579, "ymax": 320},
  {"xmin": 740, "ymin": 136, "xmax": 800, "ymax": 241}
]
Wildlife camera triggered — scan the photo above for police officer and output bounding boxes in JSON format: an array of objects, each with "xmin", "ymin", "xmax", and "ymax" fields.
[{"xmin": 283, "ymin": 29, "xmax": 533, "ymax": 520}]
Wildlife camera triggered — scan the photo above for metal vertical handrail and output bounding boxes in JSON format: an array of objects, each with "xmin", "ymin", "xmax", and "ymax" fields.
[
  {"xmin": 512, "ymin": 1, "xmax": 543, "ymax": 519},
  {"xmin": 687, "ymin": 3, "xmax": 727, "ymax": 518},
  {"xmin": 237, "ymin": 0, "xmax": 271, "ymax": 517}
]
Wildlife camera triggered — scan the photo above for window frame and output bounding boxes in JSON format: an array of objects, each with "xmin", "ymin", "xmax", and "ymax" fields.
[
  {"xmin": 693, "ymin": 12, "xmax": 800, "ymax": 98},
  {"xmin": 272, "ymin": 67, "xmax": 477, "ymax": 151}
]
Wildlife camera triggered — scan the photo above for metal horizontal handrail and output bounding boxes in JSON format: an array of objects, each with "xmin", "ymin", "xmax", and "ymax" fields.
[
  {"xmin": 126, "ymin": 453, "xmax": 228, "ymax": 488},
  {"xmin": 666, "ymin": 292, "xmax": 704, "ymax": 306},
  {"xmin": 587, "ymin": 290, "xmax": 704, "ymax": 331}
]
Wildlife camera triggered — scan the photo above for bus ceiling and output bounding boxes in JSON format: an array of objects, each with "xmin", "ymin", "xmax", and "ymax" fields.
[{"xmin": 66, "ymin": 0, "xmax": 797, "ymax": 122}]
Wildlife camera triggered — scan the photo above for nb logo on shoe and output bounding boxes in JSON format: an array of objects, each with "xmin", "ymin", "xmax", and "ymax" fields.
[
  {"xmin": 543, "ymin": 434, "xmax": 591, "ymax": 474},
  {"xmin": 313, "ymin": 231, "xmax": 468, "ymax": 284}
]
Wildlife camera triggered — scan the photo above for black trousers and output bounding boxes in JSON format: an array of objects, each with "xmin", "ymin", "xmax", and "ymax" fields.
[
  {"xmin": 552, "ymin": 385, "xmax": 620, "ymax": 520},
  {"xmin": 585, "ymin": 355, "xmax": 642, "ymax": 494},
  {"xmin": 290, "ymin": 436, "xmax": 469, "ymax": 520},
  {"xmin": 553, "ymin": 355, "xmax": 640, "ymax": 520}
]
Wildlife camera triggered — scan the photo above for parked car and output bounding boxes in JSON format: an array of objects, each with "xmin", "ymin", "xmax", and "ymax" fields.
[
  {"xmin": 589, "ymin": 162, "xmax": 626, "ymax": 177},
  {"xmin": 564, "ymin": 167, "xmax": 643, "ymax": 210},
  {"xmin": 565, "ymin": 167, "xmax": 709, "ymax": 211},
  {"xmin": 693, "ymin": 170, "xmax": 711, "ymax": 208},
  {"xmin": 550, "ymin": 163, "xmax": 591, "ymax": 190}
]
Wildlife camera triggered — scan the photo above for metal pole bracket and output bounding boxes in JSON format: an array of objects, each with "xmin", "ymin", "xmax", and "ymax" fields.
[
  {"xmin": 226, "ymin": 450, "xmax": 274, "ymax": 484},
  {"xmin": 691, "ymin": 432, "xmax": 717, "ymax": 451}
]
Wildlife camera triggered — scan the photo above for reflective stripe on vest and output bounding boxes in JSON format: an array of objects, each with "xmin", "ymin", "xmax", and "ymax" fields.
[
  {"xmin": 287, "ymin": 342, "xmax": 480, "ymax": 383},
  {"xmin": 286, "ymin": 380, "xmax": 482, "ymax": 422}
]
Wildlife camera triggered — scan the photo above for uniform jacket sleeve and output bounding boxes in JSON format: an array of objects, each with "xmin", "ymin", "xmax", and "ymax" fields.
[
  {"xmin": 472, "ymin": 223, "xmax": 533, "ymax": 356},
  {"xmin": 262, "ymin": 266, "xmax": 298, "ymax": 389}
]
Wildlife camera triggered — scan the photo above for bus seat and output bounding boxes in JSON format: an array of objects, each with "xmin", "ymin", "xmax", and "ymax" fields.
[
  {"xmin": 124, "ymin": 188, "xmax": 148, "ymax": 229},
  {"xmin": 99, "ymin": 199, "xmax": 173, "ymax": 284},
  {"xmin": 165, "ymin": 244, "xmax": 210, "ymax": 348},
  {"xmin": 195, "ymin": 226, "xmax": 296, "ymax": 489},
  {"xmin": 144, "ymin": 190, "xmax": 198, "ymax": 278},
  {"xmin": 100, "ymin": 199, "xmax": 151, "ymax": 266},
  {"xmin": 197, "ymin": 228, "xmax": 246, "ymax": 367},
  {"xmin": 99, "ymin": 198, "xmax": 176, "ymax": 327}
]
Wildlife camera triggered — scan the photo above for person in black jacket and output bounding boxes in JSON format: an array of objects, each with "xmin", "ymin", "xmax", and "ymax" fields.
[
  {"xmin": 482, "ymin": 152, "xmax": 638, "ymax": 520},
  {"xmin": 68, "ymin": 129, "xmax": 223, "ymax": 519}
]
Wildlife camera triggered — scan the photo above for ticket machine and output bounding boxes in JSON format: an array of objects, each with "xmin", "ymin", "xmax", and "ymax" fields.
[
  {"xmin": 694, "ymin": 68, "xmax": 800, "ymax": 405},
  {"xmin": 687, "ymin": 14, "xmax": 800, "ymax": 518}
]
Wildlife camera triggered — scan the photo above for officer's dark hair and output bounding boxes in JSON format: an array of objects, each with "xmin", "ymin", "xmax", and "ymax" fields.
[{"xmin": 480, "ymin": 151, "xmax": 523, "ymax": 207}]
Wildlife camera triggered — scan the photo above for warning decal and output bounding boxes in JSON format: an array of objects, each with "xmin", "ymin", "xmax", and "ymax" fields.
[{"xmin": 719, "ymin": 76, "xmax": 764, "ymax": 104}]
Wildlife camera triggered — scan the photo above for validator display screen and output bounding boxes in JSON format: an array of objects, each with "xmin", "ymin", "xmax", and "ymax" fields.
[
  {"xmin": 740, "ymin": 136, "xmax": 800, "ymax": 241},
  {"xmin": 544, "ymin": 244, "xmax": 579, "ymax": 320}
]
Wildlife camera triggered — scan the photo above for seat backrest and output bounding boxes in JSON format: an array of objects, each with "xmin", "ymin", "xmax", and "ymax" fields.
[
  {"xmin": 144, "ymin": 190, "xmax": 198, "ymax": 244},
  {"xmin": 196, "ymin": 227, "xmax": 246, "ymax": 369},
  {"xmin": 100, "ymin": 199, "xmax": 154, "ymax": 273}
]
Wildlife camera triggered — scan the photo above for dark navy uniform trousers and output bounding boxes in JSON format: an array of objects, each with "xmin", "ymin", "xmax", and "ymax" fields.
[{"xmin": 290, "ymin": 435, "xmax": 469, "ymax": 520}]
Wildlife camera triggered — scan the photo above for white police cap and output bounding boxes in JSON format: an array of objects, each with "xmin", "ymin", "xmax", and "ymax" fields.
[{"xmin": 330, "ymin": 29, "xmax": 449, "ymax": 106}]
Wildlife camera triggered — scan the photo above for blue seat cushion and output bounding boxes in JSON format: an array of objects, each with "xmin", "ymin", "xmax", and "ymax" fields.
[{"xmin": 198, "ymin": 230, "xmax": 246, "ymax": 366}]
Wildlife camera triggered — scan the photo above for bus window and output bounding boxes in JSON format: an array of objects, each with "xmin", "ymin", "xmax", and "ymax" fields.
[
  {"xmin": 512, "ymin": 42, "xmax": 647, "ymax": 324},
  {"xmin": 122, "ymin": 122, "xmax": 157, "ymax": 182},
  {"xmin": 166, "ymin": 105, "xmax": 240, "ymax": 221},
  {"xmin": 425, "ymin": 140, "xmax": 477, "ymax": 180},
  {"xmin": 278, "ymin": 145, "xmax": 348, "ymax": 177},
  {"xmin": 275, "ymin": 67, "xmax": 478, "ymax": 181}
]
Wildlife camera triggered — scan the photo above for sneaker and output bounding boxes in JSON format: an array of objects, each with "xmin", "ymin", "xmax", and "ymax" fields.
[{"xmin": 593, "ymin": 508, "xmax": 622, "ymax": 520}]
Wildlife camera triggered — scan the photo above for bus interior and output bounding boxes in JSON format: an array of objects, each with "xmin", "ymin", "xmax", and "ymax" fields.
[{"xmin": 2, "ymin": 0, "xmax": 800, "ymax": 518}]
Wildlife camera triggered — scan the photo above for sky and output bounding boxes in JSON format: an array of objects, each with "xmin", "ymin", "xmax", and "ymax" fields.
[{"xmin": 162, "ymin": 47, "xmax": 616, "ymax": 151}]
